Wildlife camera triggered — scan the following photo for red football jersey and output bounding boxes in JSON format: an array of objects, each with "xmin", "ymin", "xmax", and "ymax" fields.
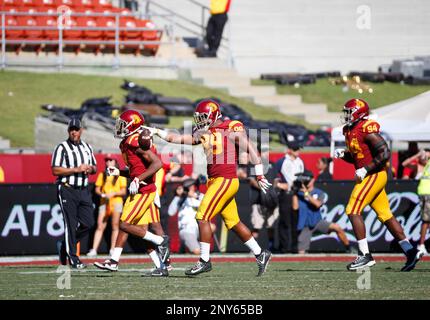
[
  {"xmin": 343, "ymin": 119, "xmax": 382, "ymax": 170},
  {"xmin": 195, "ymin": 119, "xmax": 245, "ymax": 179},
  {"xmin": 119, "ymin": 132, "xmax": 156, "ymax": 193}
]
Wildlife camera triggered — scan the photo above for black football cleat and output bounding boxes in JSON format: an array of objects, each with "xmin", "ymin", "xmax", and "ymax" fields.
[
  {"xmin": 185, "ymin": 258, "xmax": 212, "ymax": 276},
  {"xmin": 70, "ymin": 258, "xmax": 86, "ymax": 270},
  {"xmin": 157, "ymin": 235, "xmax": 170, "ymax": 264},
  {"xmin": 56, "ymin": 240, "xmax": 68, "ymax": 266},
  {"xmin": 401, "ymin": 248, "xmax": 423, "ymax": 272},
  {"xmin": 347, "ymin": 252, "xmax": 376, "ymax": 271},
  {"xmin": 256, "ymin": 249, "xmax": 272, "ymax": 276},
  {"xmin": 148, "ymin": 267, "xmax": 169, "ymax": 277},
  {"xmin": 94, "ymin": 259, "xmax": 118, "ymax": 272}
]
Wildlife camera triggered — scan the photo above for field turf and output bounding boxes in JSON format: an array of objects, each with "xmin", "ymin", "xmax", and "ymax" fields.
[{"xmin": 1, "ymin": 256, "xmax": 429, "ymax": 300}]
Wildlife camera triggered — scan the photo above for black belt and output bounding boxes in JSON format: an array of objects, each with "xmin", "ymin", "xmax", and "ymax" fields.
[{"xmin": 62, "ymin": 183, "xmax": 88, "ymax": 190}]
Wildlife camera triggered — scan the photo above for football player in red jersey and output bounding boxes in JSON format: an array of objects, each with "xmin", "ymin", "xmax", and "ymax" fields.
[
  {"xmin": 145, "ymin": 99, "xmax": 272, "ymax": 276},
  {"xmin": 335, "ymin": 98, "xmax": 422, "ymax": 271},
  {"xmin": 94, "ymin": 110, "xmax": 170, "ymax": 276}
]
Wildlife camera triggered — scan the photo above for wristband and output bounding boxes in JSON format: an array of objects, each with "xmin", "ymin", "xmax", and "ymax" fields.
[{"xmin": 255, "ymin": 164, "xmax": 264, "ymax": 176}]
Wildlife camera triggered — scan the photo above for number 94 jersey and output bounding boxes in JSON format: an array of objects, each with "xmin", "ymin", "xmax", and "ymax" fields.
[
  {"xmin": 194, "ymin": 120, "xmax": 244, "ymax": 179},
  {"xmin": 343, "ymin": 119, "xmax": 381, "ymax": 170}
]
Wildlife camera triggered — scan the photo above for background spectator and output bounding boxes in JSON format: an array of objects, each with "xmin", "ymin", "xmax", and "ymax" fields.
[
  {"xmin": 197, "ymin": 0, "xmax": 231, "ymax": 57},
  {"xmin": 417, "ymin": 150, "xmax": 430, "ymax": 256},
  {"xmin": 87, "ymin": 155, "xmax": 127, "ymax": 257},
  {"xmin": 402, "ymin": 149, "xmax": 430, "ymax": 180},
  {"xmin": 274, "ymin": 141, "xmax": 304, "ymax": 253},
  {"xmin": 293, "ymin": 170, "xmax": 352, "ymax": 254},
  {"xmin": 316, "ymin": 157, "xmax": 333, "ymax": 182},
  {"xmin": 168, "ymin": 178, "xmax": 215, "ymax": 255},
  {"xmin": 237, "ymin": 147, "xmax": 278, "ymax": 251}
]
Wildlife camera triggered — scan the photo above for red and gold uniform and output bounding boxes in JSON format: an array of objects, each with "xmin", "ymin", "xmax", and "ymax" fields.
[
  {"xmin": 119, "ymin": 132, "xmax": 156, "ymax": 224},
  {"xmin": 343, "ymin": 119, "xmax": 393, "ymax": 223},
  {"xmin": 195, "ymin": 119, "xmax": 243, "ymax": 229}
]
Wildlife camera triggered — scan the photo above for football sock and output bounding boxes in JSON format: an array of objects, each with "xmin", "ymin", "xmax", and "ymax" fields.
[
  {"xmin": 245, "ymin": 238, "xmax": 262, "ymax": 256},
  {"xmin": 111, "ymin": 247, "xmax": 123, "ymax": 262},
  {"xmin": 149, "ymin": 250, "xmax": 161, "ymax": 268},
  {"xmin": 143, "ymin": 231, "xmax": 163, "ymax": 245},
  {"xmin": 200, "ymin": 242, "xmax": 211, "ymax": 262},
  {"xmin": 399, "ymin": 239, "xmax": 413, "ymax": 253},
  {"xmin": 357, "ymin": 238, "xmax": 369, "ymax": 255}
]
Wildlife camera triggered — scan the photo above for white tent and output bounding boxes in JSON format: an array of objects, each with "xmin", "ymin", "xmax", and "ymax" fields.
[{"xmin": 330, "ymin": 90, "xmax": 430, "ymax": 155}]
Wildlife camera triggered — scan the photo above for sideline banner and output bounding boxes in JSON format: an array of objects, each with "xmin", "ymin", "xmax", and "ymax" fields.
[{"xmin": 0, "ymin": 181, "xmax": 422, "ymax": 255}]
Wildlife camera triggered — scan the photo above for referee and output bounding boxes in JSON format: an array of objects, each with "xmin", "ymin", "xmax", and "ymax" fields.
[{"xmin": 51, "ymin": 118, "xmax": 97, "ymax": 269}]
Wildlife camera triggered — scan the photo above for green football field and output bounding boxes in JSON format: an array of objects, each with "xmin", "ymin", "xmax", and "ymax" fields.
[{"xmin": 1, "ymin": 260, "xmax": 430, "ymax": 300}]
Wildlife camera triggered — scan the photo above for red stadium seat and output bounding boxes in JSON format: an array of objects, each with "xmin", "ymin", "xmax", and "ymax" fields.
[
  {"xmin": 77, "ymin": 16, "xmax": 101, "ymax": 38},
  {"xmin": 36, "ymin": 15, "xmax": 58, "ymax": 39},
  {"xmin": 17, "ymin": 15, "xmax": 43, "ymax": 38},
  {"xmin": 3, "ymin": 0, "xmax": 20, "ymax": 6},
  {"xmin": 54, "ymin": 0, "xmax": 73, "ymax": 8},
  {"xmin": 120, "ymin": 17, "xmax": 139, "ymax": 39},
  {"xmin": 138, "ymin": 19, "xmax": 161, "ymax": 54},
  {"xmin": 5, "ymin": 15, "xmax": 23, "ymax": 39},
  {"xmin": 93, "ymin": 0, "xmax": 112, "ymax": 9},
  {"xmin": 72, "ymin": 0, "xmax": 94, "ymax": 9},
  {"xmin": 62, "ymin": 16, "xmax": 81, "ymax": 39},
  {"xmin": 34, "ymin": 0, "xmax": 56, "ymax": 7},
  {"xmin": 21, "ymin": 0, "xmax": 35, "ymax": 6},
  {"xmin": 97, "ymin": 16, "xmax": 114, "ymax": 39}
]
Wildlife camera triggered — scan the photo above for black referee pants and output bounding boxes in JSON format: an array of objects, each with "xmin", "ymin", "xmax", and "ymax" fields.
[
  {"xmin": 278, "ymin": 192, "xmax": 298, "ymax": 253},
  {"xmin": 57, "ymin": 184, "xmax": 95, "ymax": 264},
  {"xmin": 206, "ymin": 13, "xmax": 228, "ymax": 55}
]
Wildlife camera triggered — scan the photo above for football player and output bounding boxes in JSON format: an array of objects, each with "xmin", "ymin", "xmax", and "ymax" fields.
[
  {"xmin": 335, "ymin": 98, "xmax": 423, "ymax": 271},
  {"xmin": 94, "ymin": 110, "xmax": 170, "ymax": 276},
  {"xmin": 145, "ymin": 99, "xmax": 272, "ymax": 276}
]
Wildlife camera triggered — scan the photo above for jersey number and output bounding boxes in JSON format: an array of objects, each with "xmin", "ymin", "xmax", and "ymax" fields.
[
  {"xmin": 350, "ymin": 138, "xmax": 364, "ymax": 159},
  {"xmin": 202, "ymin": 132, "xmax": 223, "ymax": 155},
  {"xmin": 366, "ymin": 124, "xmax": 378, "ymax": 133}
]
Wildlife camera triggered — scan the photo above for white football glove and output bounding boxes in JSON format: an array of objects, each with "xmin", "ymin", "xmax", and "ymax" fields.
[
  {"xmin": 106, "ymin": 166, "xmax": 120, "ymax": 176},
  {"xmin": 355, "ymin": 167, "xmax": 367, "ymax": 182},
  {"xmin": 334, "ymin": 148, "xmax": 345, "ymax": 159},
  {"xmin": 128, "ymin": 177, "xmax": 147, "ymax": 195},
  {"xmin": 257, "ymin": 175, "xmax": 272, "ymax": 194},
  {"xmin": 254, "ymin": 164, "xmax": 272, "ymax": 194},
  {"xmin": 143, "ymin": 126, "xmax": 168, "ymax": 140}
]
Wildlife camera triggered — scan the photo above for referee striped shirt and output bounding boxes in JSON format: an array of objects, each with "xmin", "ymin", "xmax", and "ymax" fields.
[{"xmin": 51, "ymin": 139, "xmax": 97, "ymax": 187}]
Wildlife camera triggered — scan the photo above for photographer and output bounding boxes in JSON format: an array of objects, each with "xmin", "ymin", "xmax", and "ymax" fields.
[
  {"xmin": 274, "ymin": 141, "xmax": 304, "ymax": 253},
  {"xmin": 168, "ymin": 177, "xmax": 216, "ymax": 255},
  {"xmin": 237, "ymin": 147, "xmax": 279, "ymax": 251},
  {"xmin": 294, "ymin": 170, "xmax": 351, "ymax": 254}
]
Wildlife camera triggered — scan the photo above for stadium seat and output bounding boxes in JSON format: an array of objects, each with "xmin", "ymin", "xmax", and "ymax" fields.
[
  {"xmin": 54, "ymin": 0, "xmax": 73, "ymax": 8},
  {"xmin": 21, "ymin": 0, "xmax": 35, "ymax": 6},
  {"xmin": 36, "ymin": 14, "xmax": 58, "ymax": 39},
  {"xmin": 77, "ymin": 16, "xmax": 102, "ymax": 53},
  {"xmin": 34, "ymin": 0, "xmax": 56, "ymax": 7},
  {"xmin": 94, "ymin": 0, "xmax": 112, "ymax": 9},
  {"xmin": 3, "ymin": 0, "xmax": 21, "ymax": 6},
  {"xmin": 97, "ymin": 16, "xmax": 115, "ymax": 39},
  {"xmin": 17, "ymin": 15, "xmax": 43, "ymax": 39},
  {"xmin": 72, "ymin": 0, "xmax": 94, "ymax": 9},
  {"xmin": 120, "ymin": 17, "xmax": 139, "ymax": 39},
  {"xmin": 139, "ymin": 19, "xmax": 161, "ymax": 55}
]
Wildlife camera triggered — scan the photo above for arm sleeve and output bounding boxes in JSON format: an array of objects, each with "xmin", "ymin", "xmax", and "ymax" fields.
[
  {"xmin": 168, "ymin": 196, "xmax": 180, "ymax": 216},
  {"xmin": 51, "ymin": 144, "xmax": 65, "ymax": 167},
  {"xmin": 95, "ymin": 173, "xmax": 104, "ymax": 187}
]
